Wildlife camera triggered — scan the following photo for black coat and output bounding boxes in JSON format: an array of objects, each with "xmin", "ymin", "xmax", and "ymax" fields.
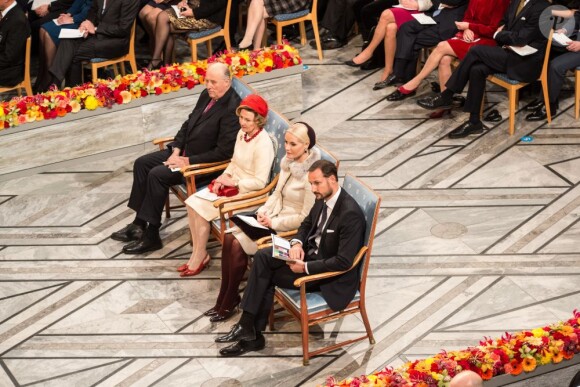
[
  {"xmin": 495, "ymin": 0, "xmax": 551, "ymax": 82},
  {"xmin": 171, "ymin": 87, "xmax": 241, "ymax": 165},
  {"xmin": 295, "ymin": 189, "xmax": 366, "ymax": 312},
  {"xmin": 0, "ymin": 4, "xmax": 30, "ymax": 86}
]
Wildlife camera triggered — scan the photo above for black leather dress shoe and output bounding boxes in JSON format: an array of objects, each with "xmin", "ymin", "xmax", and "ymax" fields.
[
  {"xmin": 373, "ymin": 74, "xmax": 403, "ymax": 91},
  {"xmin": 209, "ymin": 307, "xmax": 239, "ymax": 323},
  {"xmin": 448, "ymin": 121, "xmax": 484, "ymax": 139},
  {"xmin": 525, "ymin": 105, "xmax": 551, "ymax": 121},
  {"xmin": 386, "ymin": 89, "xmax": 416, "ymax": 101},
  {"xmin": 344, "ymin": 59, "xmax": 362, "ymax": 67},
  {"xmin": 111, "ymin": 224, "xmax": 144, "ymax": 242},
  {"xmin": 203, "ymin": 305, "xmax": 219, "ymax": 317},
  {"xmin": 219, "ymin": 335, "xmax": 265, "ymax": 357},
  {"xmin": 319, "ymin": 36, "xmax": 346, "ymax": 50},
  {"xmin": 215, "ymin": 323, "xmax": 256, "ymax": 343},
  {"xmin": 417, "ymin": 94, "xmax": 453, "ymax": 110},
  {"xmin": 526, "ymin": 98, "xmax": 544, "ymax": 111},
  {"xmin": 122, "ymin": 234, "xmax": 162, "ymax": 254}
]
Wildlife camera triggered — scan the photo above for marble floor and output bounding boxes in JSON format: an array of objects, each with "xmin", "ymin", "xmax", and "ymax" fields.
[{"xmin": 1, "ymin": 35, "xmax": 580, "ymax": 387}]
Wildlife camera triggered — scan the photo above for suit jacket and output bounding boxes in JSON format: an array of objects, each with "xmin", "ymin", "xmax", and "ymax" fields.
[
  {"xmin": 85, "ymin": 0, "xmax": 140, "ymax": 58},
  {"xmin": 195, "ymin": 0, "xmax": 227, "ymax": 25},
  {"xmin": 495, "ymin": 0, "xmax": 550, "ymax": 82},
  {"xmin": 170, "ymin": 87, "xmax": 241, "ymax": 165},
  {"xmin": 430, "ymin": 0, "xmax": 469, "ymax": 40},
  {"xmin": 0, "ymin": 4, "xmax": 30, "ymax": 86},
  {"xmin": 295, "ymin": 189, "xmax": 366, "ymax": 312}
]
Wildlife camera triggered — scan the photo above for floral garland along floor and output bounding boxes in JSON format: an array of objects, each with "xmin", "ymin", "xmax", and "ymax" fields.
[
  {"xmin": 323, "ymin": 310, "xmax": 580, "ymax": 387},
  {"xmin": 0, "ymin": 44, "xmax": 302, "ymax": 129}
]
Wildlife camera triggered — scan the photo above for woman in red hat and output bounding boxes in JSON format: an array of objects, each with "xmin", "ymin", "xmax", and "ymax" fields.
[
  {"xmin": 178, "ymin": 94, "xmax": 275, "ymax": 277},
  {"xmin": 204, "ymin": 122, "xmax": 321, "ymax": 322}
]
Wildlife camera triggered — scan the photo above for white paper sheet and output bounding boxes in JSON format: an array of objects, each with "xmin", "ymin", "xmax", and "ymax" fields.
[
  {"xmin": 412, "ymin": 13, "xmax": 437, "ymax": 25},
  {"xmin": 59, "ymin": 29, "xmax": 84, "ymax": 39}
]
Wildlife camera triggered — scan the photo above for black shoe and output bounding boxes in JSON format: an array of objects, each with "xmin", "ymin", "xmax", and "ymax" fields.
[
  {"xmin": 209, "ymin": 306, "xmax": 239, "ymax": 323},
  {"xmin": 203, "ymin": 305, "xmax": 219, "ymax": 317},
  {"xmin": 483, "ymin": 109, "xmax": 502, "ymax": 122},
  {"xmin": 417, "ymin": 93, "xmax": 453, "ymax": 110},
  {"xmin": 344, "ymin": 59, "xmax": 363, "ymax": 67},
  {"xmin": 111, "ymin": 223, "xmax": 144, "ymax": 242},
  {"xmin": 237, "ymin": 44, "xmax": 254, "ymax": 51},
  {"xmin": 373, "ymin": 74, "xmax": 403, "ymax": 91},
  {"xmin": 215, "ymin": 323, "xmax": 256, "ymax": 343},
  {"xmin": 448, "ymin": 121, "xmax": 484, "ymax": 139},
  {"xmin": 360, "ymin": 60, "xmax": 381, "ymax": 70},
  {"xmin": 526, "ymin": 98, "xmax": 544, "ymax": 111},
  {"xmin": 525, "ymin": 105, "xmax": 552, "ymax": 121},
  {"xmin": 386, "ymin": 88, "xmax": 416, "ymax": 101},
  {"xmin": 122, "ymin": 234, "xmax": 162, "ymax": 254},
  {"xmin": 319, "ymin": 36, "xmax": 346, "ymax": 50},
  {"xmin": 219, "ymin": 335, "xmax": 265, "ymax": 357}
]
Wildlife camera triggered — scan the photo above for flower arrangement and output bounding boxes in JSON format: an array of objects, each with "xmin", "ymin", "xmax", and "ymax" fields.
[
  {"xmin": 323, "ymin": 310, "xmax": 580, "ymax": 387},
  {"xmin": 0, "ymin": 44, "xmax": 302, "ymax": 130}
]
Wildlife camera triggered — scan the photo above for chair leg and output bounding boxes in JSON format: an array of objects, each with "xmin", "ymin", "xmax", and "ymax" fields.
[
  {"xmin": 129, "ymin": 56, "xmax": 137, "ymax": 74},
  {"xmin": 541, "ymin": 78, "xmax": 551, "ymax": 123},
  {"xmin": 206, "ymin": 40, "xmax": 213, "ymax": 57},
  {"xmin": 92, "ymin": 66, "xmax": 98, "ymax": 83},
  {"xmin": 268, "ymin": 304, "xmax": 275, "ymax": 332},
  {"xmin": 299, "ymin": 21, "xmax": 307, "ymax": 46},
  {"xmin": 165, "ymin": 196, "xmax": 171, "ymax": 219},
  {"xmin": 508, "ymin": 88, "xmax": 517, "ymax": 136},
  {"xmin": 223, "ymin": 32, "xmax": 231, "ymax": 52},
  {"xmin": 359, "ymin": 301, "xmax": 375, "ymax": 345},
  {"xmin": 120, "ymin": 62, "xmax": 126, "ymax": 76},
  {"xmin": 276, "ymin": 24, "xmax": 283, "ymax": 45},
  {"xmin": 113, "ymin": 64, "xmax": 119, "ymax": 77},
  {"xmin": 300, "ymin": 311, "xmax": 310, "ymax": 366},
  {"xmin": 310, "ymin": 17, "xmax": 323, "ymax": 61},
  {"xmin": 189, "ymin": 40, "xmax": 198, "ymax": 62}
]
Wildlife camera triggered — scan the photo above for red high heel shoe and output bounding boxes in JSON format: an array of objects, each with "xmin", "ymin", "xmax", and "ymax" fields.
[
  {"xmin": 180, "ymin": 254, "xmax": 210, "ymax": 277},
  {"xmin": 176, "ymin": 263, "xmax": 188, "ymax": 272}
]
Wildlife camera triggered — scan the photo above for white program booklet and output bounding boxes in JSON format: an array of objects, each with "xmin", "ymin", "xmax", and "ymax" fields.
[
  {"xmin": 31, "ymin": 0, "xmax": 55, "ymax": 10},
  {"xmin": 553, "ymin": 32, "xmax": 573, "ymax": 46},
  {"xmin": 412, "ymin": 13, "xmax": 437, "ymax": 25},
  {"xmin": 236, "ymin": 214, "xmax": 269, "ymax": 230},
  {"xmin": 193, "ymin": 187, "xmax": 219, "ymax": 202},
  {"xmin": 393, "ymin": 4, "xmax": 415, "ymax": 10},
  {"xmin": 171, "ymin": 5, "xmax": 185, "ymax": 18},
  {"xmin": 271, "ymin": 234, "xmax": 297, "ymax": 263},
  {"xmin": 59, "ymin": 29, "xmax": 84, "ymax": 39},
  {"xmin": 507, "ymin": 45, "xmax": 538, "ymax": 56}
]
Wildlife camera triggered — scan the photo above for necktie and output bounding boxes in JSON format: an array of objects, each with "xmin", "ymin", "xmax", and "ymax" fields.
[
  {"xmin": 203, "ymin": 99, "xmax": 216, "ymax": 114},
  {"xmin": 307, "ymin": 204, "xmax": 328, "ymax": 256},
  {"xmin": 516, "ymin": 0, "xmax": 526, "ymax": 15}
]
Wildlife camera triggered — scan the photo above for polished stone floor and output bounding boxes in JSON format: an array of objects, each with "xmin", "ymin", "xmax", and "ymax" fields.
[{"xmin": 1, "ymin": 35, "xmax": 580, "ymax": 387}]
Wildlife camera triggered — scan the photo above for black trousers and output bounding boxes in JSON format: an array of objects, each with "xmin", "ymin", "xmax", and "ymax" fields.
[
  {"xmin": 446, "ymin": 45, "xmax": 510, "ymax": 114},
  {"xmin": 353, "ymin": 0, "xmax": 395, "ymax": 42},
  {"xmin": 320, "ymin": 0, "xmax": 357, "ymax": 41},
  {"xmin": 49, "ymin": 36, "xmax": 99, "ymax": 87},
  {"xmin": 127, "ymin": 149, "xmax": 184, "ymax": 226},
  {"xmin": 547, "ymin": 50, "xmax": 580, "ymax": 105},
  {"xmin": 241, "ymin": 248, "xmax": 320, "ymax": 332}
]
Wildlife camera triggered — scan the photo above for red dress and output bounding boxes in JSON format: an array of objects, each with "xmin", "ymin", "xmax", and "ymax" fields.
[{"xmin": 447, "ymin": 0, "xmax": 511, "ymax": 59}]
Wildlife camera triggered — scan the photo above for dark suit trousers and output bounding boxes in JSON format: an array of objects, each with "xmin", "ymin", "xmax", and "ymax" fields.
[
  {"xmin": 321, "ymin": 0, "xmax": 357, "ymax": 41},
  {"xmin": 127, "ymin": 149, "xmax": 184, "ymax": 226},
  {"xmin": 393, "ymin": 21, "xmax": 444, "ymax": 81},
  {"xmin": 548, "ymin": 51, "xmax": 580, "ymax": 105},
  {"xmin": 446, "ymin": 45, "xmax": 510, "ymax": 114},
  {"xmin": 50, "ymin": 36, "xmax": 98, "ymax": 87},
  {"xmin": 241, "ymin": 248, "xmax": 320, "ymax": 332}
]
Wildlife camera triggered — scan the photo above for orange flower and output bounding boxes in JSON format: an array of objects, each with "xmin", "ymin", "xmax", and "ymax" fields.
[
  {"xmin": 563, "ymin": 351, "xmax": 574, "ymax": 360},
  {"xmin": 552, "ymin": 350, "xmax": 564, "ymax": 363},
  {"xmin": 510, "ymin": 361, "xmax": 523, "ymax": 375},
  {"xmin": 481, "ymin": 369, "xmax": 493, "ymax": 380},
  {"xmin": 161, "ymin": 83, "xmax": 172, "ymax": 94},
  {"xmin": 522, "ymin": 357, "xmax": 536, "ymax": 372}
]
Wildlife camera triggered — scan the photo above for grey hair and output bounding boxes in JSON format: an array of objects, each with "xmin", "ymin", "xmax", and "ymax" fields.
[{"xmin": 208, "ymin": 62, "xmax": 232, "ymax": 80}]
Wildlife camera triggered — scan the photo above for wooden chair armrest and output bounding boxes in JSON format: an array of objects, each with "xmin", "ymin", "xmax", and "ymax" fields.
[
  {"xmin": 183, "ymin": 163, "xmax": 229, "ymax": 178},
  {"xmin": 220, "ymin": 197, "xmax": 268, "ymax": 213},
  {"xmin": 292, "ymin": 246, "xmax": 368, "ymax": 287},
  {"xmin": 213, "ymin": 176, "xmax": 279, "ymax": 208},
  {"xmin": 152, "ymin": 137, "xmax": 175, "ymax": 149},
  {"xmin": 181, "ymin": 160, "xmax": 230, "ymax": 174},
  {"xmin": 256, "ymin": 230, "xmax": 297, "ymax": 249}
]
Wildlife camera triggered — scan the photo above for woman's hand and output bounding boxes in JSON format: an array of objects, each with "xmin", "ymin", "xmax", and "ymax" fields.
[
  {"xmin": 216, "ymin": 173, "xmax": 236, "ymax": 187},
  {"xmin": 257, "ymin": 213, "xmax": 272, "ymax": 228},
  {"xmin": 180, "ymin": 6, "xmax": 193, "ymax": 17},
  {"xmin": 58, "ymin": 13, "xmax": 74, "ymax": 25},
  {"xmin": 399, "ymin": 0, "xmax": 418, "ymax": 10},
  {"xmin": 211, "ymin": 180, "xmax": 223, "ymax": 194},
  {"xmin": 455, "ymin": 21, "xmax": 469, "ymax": 31},
  {"xmin": 462, "ymin": 29, "xmax": 475, "ymax": 42}
]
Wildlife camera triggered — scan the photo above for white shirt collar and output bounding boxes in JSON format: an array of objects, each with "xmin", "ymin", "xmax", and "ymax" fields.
[
  {"xmin": 1, "ymin": 1, "xmax": 18, "ymax": 18},
  {"xmin": 324, "ymin": 186, "xmax": 341, "ymax": 212}
]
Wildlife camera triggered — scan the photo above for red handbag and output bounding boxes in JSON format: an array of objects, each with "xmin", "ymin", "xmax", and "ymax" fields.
[{"xmin": 208, "ymin": 180, "xmax": 239, "ymax": 197}]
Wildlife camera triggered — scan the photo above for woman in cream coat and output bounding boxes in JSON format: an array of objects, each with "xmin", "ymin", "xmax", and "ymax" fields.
[
  {"xmin": 178, "ymin": 94, "xmax": 275, "ymax": 277},
  {"xmin": 204, "ymin": 122, "xmax": 320, "ymax": 322}
]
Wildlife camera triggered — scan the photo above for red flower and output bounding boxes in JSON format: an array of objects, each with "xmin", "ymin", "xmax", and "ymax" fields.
[
  {"xmin": 115, "ymin": 95, "xmax": 123, "ymax": 105},
  {"xmin": 186, "ymin": 80, "xmax": 195, "ymax": 89},
  {"xmin": 196, "ymin": 67, "xmax": 205, "ymax": 75},
  {"xmin": 155, "ymin": 87, "xmax": 162, "ymax": 95},
  {"xmin": 117, "ymin": 83, "xmax": 127, "ymax": 91},
  {"xmin": 140, "ymin": 89, "xmax": 148, "ymax": 97}
]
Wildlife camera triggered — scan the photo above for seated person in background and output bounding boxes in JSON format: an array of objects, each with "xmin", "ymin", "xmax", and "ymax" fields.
[
  {"xmin": 417, "ymin": 0, "xmax": 550, "ymax": 138},
  {"xmin": 178, "ymin": 94, "xmax": 275, "ymax": 276},
  {"xmin": 0, "ymin": 0, "xmax": 31, "ymax": 88},
  {"xmin": 34, "ymin": 0, "xmax": 93, "ymax": 92},
  {"xmin": 344, "ymin": 0, "xmax": 435, "ymax": 89},
  {"xmin": 215, "ymin": 160, "xmax": 366, "ymax": 357},
  {"xmin": 386, "ymin": 0, "xmax": 510, "ymax": 101},
  {"xmin": 526, "ymin": 5, "xmax": 580, "ymax": 121},
  {"xmin": 111, "ymin": 62, "xmax": 241, "ymax": 254},
  {"xmin": 204, "ymin": 122, "xmax": 320, "ymax": 322},
  {"xmin": 47, "ymin": 0, "xmax": 140, "ymax": 89},
  {"xmin": 139, "ymin": 0, "xmax": 180, "ymax": 52},
  {"xmin": 27, "ymin": 0, "xmax": 75, "ymax": 49},
  {"xmin": 148, "ymin": 0, "xmax": 226, "ymax": 70},
  {"xmin": 386, "ymin": 0, "xmax": 468, "ymax": 90},
  {"xmin": 237, "ymin": 0, "xmax": 310, "ymax": 50},
  {"xmin": 314, "ymin": 0, "xmax": 358, "ymax": 50}
]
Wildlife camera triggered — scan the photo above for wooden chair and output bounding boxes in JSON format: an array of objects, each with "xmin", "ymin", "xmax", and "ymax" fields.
[
  {"xmin": 483, "ymin": 29, "xmax": 554, "ymax": 135},
  {"xmin": 0, "ymin": 37, "xmax": 32, "ymax": 97},
  {"xmin": 186, "ymin": 0, "xmax": 232, "ymax": 62},
  {"xmin": 268, "ymin": 174, "xmax": 381, "ymax": 365},
  {"xmin": 265, "ymin": 0, "xmax": 323, "ymax": 61},
  {"xmin": 575, "ymin": 66, "xmax": 580, "ymax": 119},
  {"xmin": 158, "ymin": 77, "xmax": 256, "ymax": 218},
  {"xmin": 88, "ymin": 21, "xmax": 137, "ymax": 83}
]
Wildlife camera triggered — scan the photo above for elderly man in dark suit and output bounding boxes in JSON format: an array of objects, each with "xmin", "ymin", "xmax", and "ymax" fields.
[
  {"xmin": 111, "ymin": 62, "xmax": 241, "ymax": 254},
  {"xmin": 417, "ymin": 0, "xmax": 551, "ymax": 138},
  {"xmin": 0, "ymin": 0, "xmax": 30, "ymax": 88},
  {"xmin": 46, "ymin": 0, "xmax": 139, "ymax": 89},
  {"xmin": 215, "ymin": 160, "xmax": 366, "ymax": 357}
]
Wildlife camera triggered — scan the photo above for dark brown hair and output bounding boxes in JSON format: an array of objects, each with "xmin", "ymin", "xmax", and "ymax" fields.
[{"xmin": 308, "ymin": 160, "xmax": 337, "ymax": 180}]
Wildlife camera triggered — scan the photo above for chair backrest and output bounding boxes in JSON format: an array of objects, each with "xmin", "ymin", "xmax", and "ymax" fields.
[
  {"xmin": 0, "ymin": 36, "xmax": 31, "ymax": 95},
  {"xmin": 342, "ymin": 175, "xmax": 381, "ymax": 280},
  {"xmin": 540, "ymin": 28, "xmax": 554, "ymax": 81},
  {"xmin": 316, "ymin": 144, "xmax": 339, "ymax": 169},
  {"xmin": 222, "ymin": 0, "xmax": 232, "ymax": 33},
  {"xmin": 231, "ymin": 77, "xmax": 255, "ymax": 100},
  {"xmin": 127, "ymin": 21, "xmax": 136, "ymax": 59},
  {"xmin": 263, "ymin": 108, "xmax": 290, "ymax": 180}
]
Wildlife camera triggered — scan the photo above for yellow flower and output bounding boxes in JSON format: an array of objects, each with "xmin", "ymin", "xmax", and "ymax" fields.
[
  {"xmin": 0, "ymin": 106, "xmax": 4, "ymax": 117},
  {"xmin": 532, "ymin": 328, "xmax": 546, "ymax": 337},
  {"xmin": 539, "ymin": 352, "xmax": 552, "ymax": 365},
  {"xmin": 84, "ymin": 95, "xmax": 99, "ymax": 110}
]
